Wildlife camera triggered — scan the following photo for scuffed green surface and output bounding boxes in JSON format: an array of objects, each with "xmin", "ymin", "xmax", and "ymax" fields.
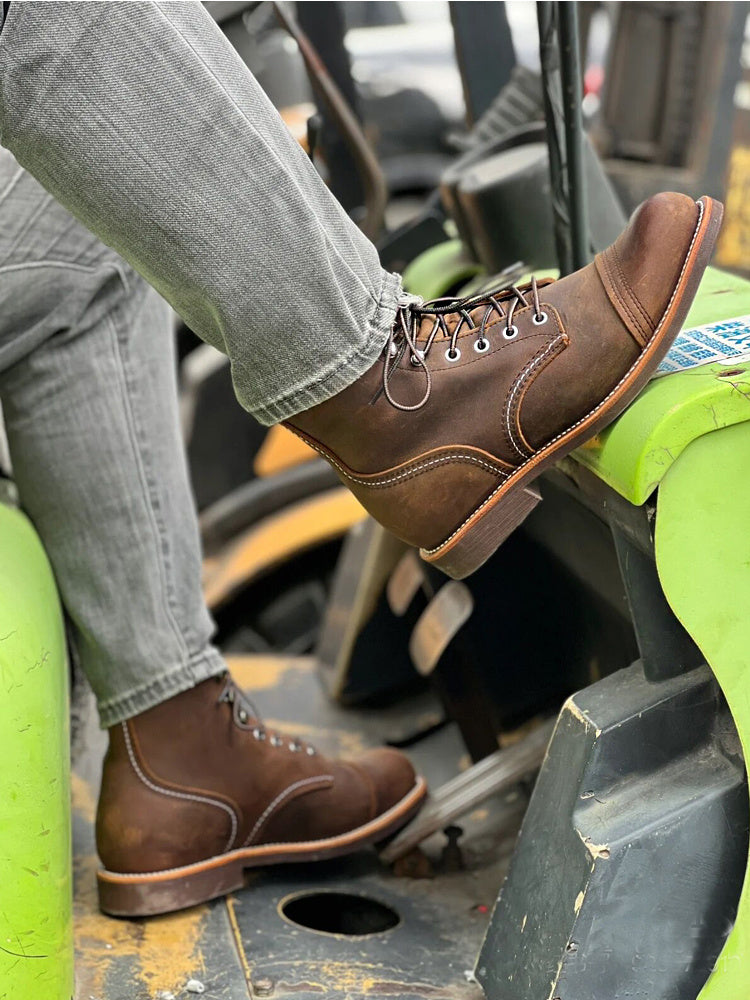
[
  {"xmin": 0, "ymin": 503, "xmax": 72, "ymax": 1000},
  {"xmin": 402, "ymin": 238, "xmax": 482, "ymax": 300},
  {"xmin": 572, "ymin": 267, "xmax": 750, "ymax": 502},
  {"xmin": 655, "ymin": 423, "xmax": 750, "ymax": 999}
]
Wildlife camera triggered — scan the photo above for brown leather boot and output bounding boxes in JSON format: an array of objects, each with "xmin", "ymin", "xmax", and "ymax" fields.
[
  {"xmin": 96, "ymin": 675, "xmax": 426, "ymax": 916},
  {"xmin": 288, "ymin": 193, "xmax": 723, "ymax": 578}
]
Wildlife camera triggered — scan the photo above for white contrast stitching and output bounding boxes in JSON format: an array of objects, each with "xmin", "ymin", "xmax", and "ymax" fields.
[
  {"xmin": 122, "ymin": 723, "xmax": 239, "ymax": 852},
  {"xmin": 245, "ymin": 775, "xmax": 334, "ymax": 846},
  {"xmin": 100, "ymin": 778, "xmax": 427, "ymax": 879},
  {"xmin": 424, "ymin": 198, "xmax": 708, "ymax": 555},
  {"xmin": 293, "ymin": 444, "xmax": 510, "ymax": 488},
  {"xmin": 505, "ymin": 335, "xmax": 567, "ymax": 459}
]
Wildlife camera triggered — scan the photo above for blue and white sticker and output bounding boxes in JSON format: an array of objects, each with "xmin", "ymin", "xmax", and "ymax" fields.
[{"xmin": 654, "ymin": 314, "xmax": 750, "ymax": 377}]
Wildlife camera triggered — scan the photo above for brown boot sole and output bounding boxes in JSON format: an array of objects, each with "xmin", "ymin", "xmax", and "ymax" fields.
[
  {"xmin": 424, "ymin": 195, "xmax": 724, "ymax": 579},
  {"xmin": 97, "ymin": 776, "xmax": 427, "ymax": 917}
]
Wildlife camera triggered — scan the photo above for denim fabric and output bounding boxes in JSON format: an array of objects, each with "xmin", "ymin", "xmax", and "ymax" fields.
[
  {"xmin": 0, "ymin": 149, "xmax": 227, "ymax": 727},
  {"xmin": 0, "ymin": 1, "xmax": 400, "ymax": 424}
]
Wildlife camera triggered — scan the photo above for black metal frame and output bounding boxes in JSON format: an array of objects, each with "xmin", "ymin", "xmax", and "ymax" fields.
[{"xmin": 537, "ymin": 0, "xmax": 590, "ymax": 274}]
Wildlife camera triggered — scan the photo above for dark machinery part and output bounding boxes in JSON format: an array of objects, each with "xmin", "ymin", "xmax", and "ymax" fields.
[
  {"xmin": 449, "ymin": 1, "xmax": 516, "ymax": 126},
  {"xmin": 274, "ymin": 1, "xmax": 388, "ymax": 241},
  {"xmin": 537, "ymin": 1, "xmax": 573, "ymax": 275},
  {"xmin": 294, "ymin": 1, "xmax": 364, "ymax": 215},
  {"xmin": 441, "ymin": 123, "xmax": 624, "ymax": 274},
  {"xmin": 183, "ymin": 350, "xmax": 267, "ymax": 511},
  {"xmin": 537, "ymin": 1, "xmax": 591, "ymax": 275},
  {"xmin": 472, "ymin": 435, "xmax": 747, "ymax": 998},
  {"xmin": 558, "ymin": 2, "xmax": 590, "ymax": 271},
  {"xmin": 594, "ymin": 1, "xmax": 748, "ymax": 209},
  {"xmin": 435, "ymin": 2, "xmax": 619, "ymax": 277},
  {"xmin": 612, "ymin": 526, "xmax": 704, "ymax": 683},
  {"xmin": 477, "ymin": 662, "xmax": 748, "ymax": 1000},
  {"xmin": 315, "ymin": 520, "xmax": 420, "ymax": 705},
  {"xmin": 378, "ymin": 67, "xmax": 546, "ymax": 274},
  {"xmin": 413, "ymin": 570, "xmax": 502, "ymax": 763},
  {"xmin": 199, "ymin": 459, "xmax": 339, "ymax": 554},
  {"xmin": 453, "ymin": 65, "xmax": 544, "ymax": 154}
]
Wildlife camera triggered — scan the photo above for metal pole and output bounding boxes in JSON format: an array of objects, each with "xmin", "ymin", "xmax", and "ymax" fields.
[
  {"xmin": 537, "ymin": 1, "xmax": 572, "ymax": 275},
  {"xmin": 274, "ymin": 2, "xmax": 388, "ymax": 241},
  {"xmin": 558, "ymin": 2, "xmax": 590, "ymax": 270},
  {"xmin": 295, "ymin": 1, "xmax": 363, "ymax": 214}
]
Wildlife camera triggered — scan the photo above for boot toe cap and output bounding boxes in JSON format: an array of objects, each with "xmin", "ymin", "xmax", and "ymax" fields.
[
  {"xmin": 616, "ymin": 191, "xmax": 702, "ymax": 324},
  {"xmin": 354, "ymin": 747, "xmax": 419, "ymax": 815}
]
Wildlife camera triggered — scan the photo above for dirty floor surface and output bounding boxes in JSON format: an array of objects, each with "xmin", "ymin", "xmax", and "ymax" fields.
[{"xmin": 73, "ymin": 655, "xmax": 524, "ymax": 1000}]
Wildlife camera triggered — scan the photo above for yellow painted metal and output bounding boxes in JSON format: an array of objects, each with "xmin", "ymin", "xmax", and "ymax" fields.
[
  {"xmin": 253, "ymin": 424, "xmax": 317, "ymax": 478},
  {"xmin": 716, "ymin": 145, "xmax": 750, "ymax": 271},
  {"xmin": 0, "ymin": 503, "xmax": 72, "ymax": 1000},
  {"xmin": 203, "ymin": 488, "xmax": 367, "ymax": 610},
  {"xmin": 224, "ymin": 653, "xmax": 316, "ymax": 692}
]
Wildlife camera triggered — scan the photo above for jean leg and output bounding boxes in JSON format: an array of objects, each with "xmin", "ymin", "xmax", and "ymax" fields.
[
  {"xmin": 0, "ymin": 1, "xmax": 401, "ymax": 424},
  {"xmin": 0, "ymin": 158, "xmax": 225, "ymax": 727}
]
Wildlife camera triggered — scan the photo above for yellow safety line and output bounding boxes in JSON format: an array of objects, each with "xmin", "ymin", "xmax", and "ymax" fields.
[{"xmin": 226, "ymin": 893, "xmax": 254, "ymax": 991}]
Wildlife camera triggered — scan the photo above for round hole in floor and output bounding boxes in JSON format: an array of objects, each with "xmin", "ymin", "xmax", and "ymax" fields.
[{"xmin": 280, "ymin": 891, "xmax": 400, "ymax": 937}]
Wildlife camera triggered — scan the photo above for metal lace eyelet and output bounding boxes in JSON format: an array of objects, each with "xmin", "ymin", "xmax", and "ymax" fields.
[
  {"xmin": 503, "ymin": 325, "xmax": 519, "ymax": 340},
  {"xmin": 289, "ymin": 741, "xmax": 302, "ymax": 753},
  {"xmin": 388, "ymin": 342, "xmax": 399, "ymax": 358},
  {"xmin": 410, "ymin": 349, "xmax": 425, "ymax": 366},
  {"xmin": 237, "ymin": 708, "xmax": 249, "ymax": 724},
  {"xmin": 252, "ymin": 727, "xmax": 266, "ymax": 741},
  {"xmin": 532, "ymin": 311, "xmax": 548, "ymax": 326},
  {"xmin": 473, "ymin": 338, "xmax": 490, "ymax": 354},
  {"xmin": 306, "ymin": 746, "xmax": 317, "ymax": 756},
  {"xmin": 270, "ymin": 735, "xmax": 284, "ymax": 748},
  {"xmin": 445, "ymin": 347, "xmax": 461, "ymax": 363}
]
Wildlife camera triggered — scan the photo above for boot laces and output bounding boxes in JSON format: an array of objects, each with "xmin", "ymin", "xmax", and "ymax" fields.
[
  {"xmin": 216, "ymin": 675, "xmax": 316, "ymax": 755},
  {"xmin": 384, "ymin": 276, "xmax": 547, "ymax": 412}
]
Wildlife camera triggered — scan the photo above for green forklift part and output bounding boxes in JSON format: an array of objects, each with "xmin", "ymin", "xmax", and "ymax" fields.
[
  {"xmin": 572, "ymin": 267, "xmax": 750, "ymax": 502},
  {"xmin": 401, "ymin": 238, "xmax": 483, "ymax": 300},
  {"xmin": 656, "ymin": 421, "xmax": 750, "ymax": 1000},
  {"xmin": 0, "ymin": 503, "xmax": 73, "ymax": 1000}
]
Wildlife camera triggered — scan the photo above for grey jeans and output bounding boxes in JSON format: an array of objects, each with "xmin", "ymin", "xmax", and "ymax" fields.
[{"xmin": 0, "ymin": 2, "xmax": 401, "ymax": 725}]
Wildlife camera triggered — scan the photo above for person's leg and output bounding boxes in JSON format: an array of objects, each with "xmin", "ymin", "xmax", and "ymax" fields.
[
  {"xmin": 0, "ymin": 152, "xmax": 425, "ymax": 916},
  {"xmin": 0, "ymin": 0, "xmax": 723, "ymax": 915},
  {"xmin": 0, "ymin": 1, "xmax": 401, "ymax": 425},
  {"xmin": 0, "ymin": 2, "xmax": 723, "ymax": 584},
  {"xmin": 0, "ymin": 158, "xmax": 226, "ymax": 725}
]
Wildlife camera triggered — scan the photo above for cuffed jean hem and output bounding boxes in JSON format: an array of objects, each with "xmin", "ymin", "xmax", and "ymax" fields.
[
  {"xmin": 248, "ymin": 269, "xmax": 403, "ymax": 426},
  {"xmin": 96, "ymin": 644, "xmax": 227, "ymax": 729}
]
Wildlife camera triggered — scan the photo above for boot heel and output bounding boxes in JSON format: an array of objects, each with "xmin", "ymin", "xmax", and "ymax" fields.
[
  {"xmin": 97, "ymin": 856, "xmax": 246, "ymax": 917},
  {"xmin": 423, "ymin": 486, "xmax": 542, "ymax": 579}
]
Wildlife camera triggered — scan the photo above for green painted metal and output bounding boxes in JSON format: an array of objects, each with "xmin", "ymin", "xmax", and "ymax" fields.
[
  {"xmin": 655, "ymin": 422, "xmax": 750, "ymax": 999},
  {"xmin": 572, "ymin": 267, "xmax": 750, "ymax": 502},
  {"xmin": 0, "ymin": 503, "xmax": 73, "ymax": 1000},
  {"xmin": 401, "ymin": 239, "xmax": 483, "ymax": 300}
]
